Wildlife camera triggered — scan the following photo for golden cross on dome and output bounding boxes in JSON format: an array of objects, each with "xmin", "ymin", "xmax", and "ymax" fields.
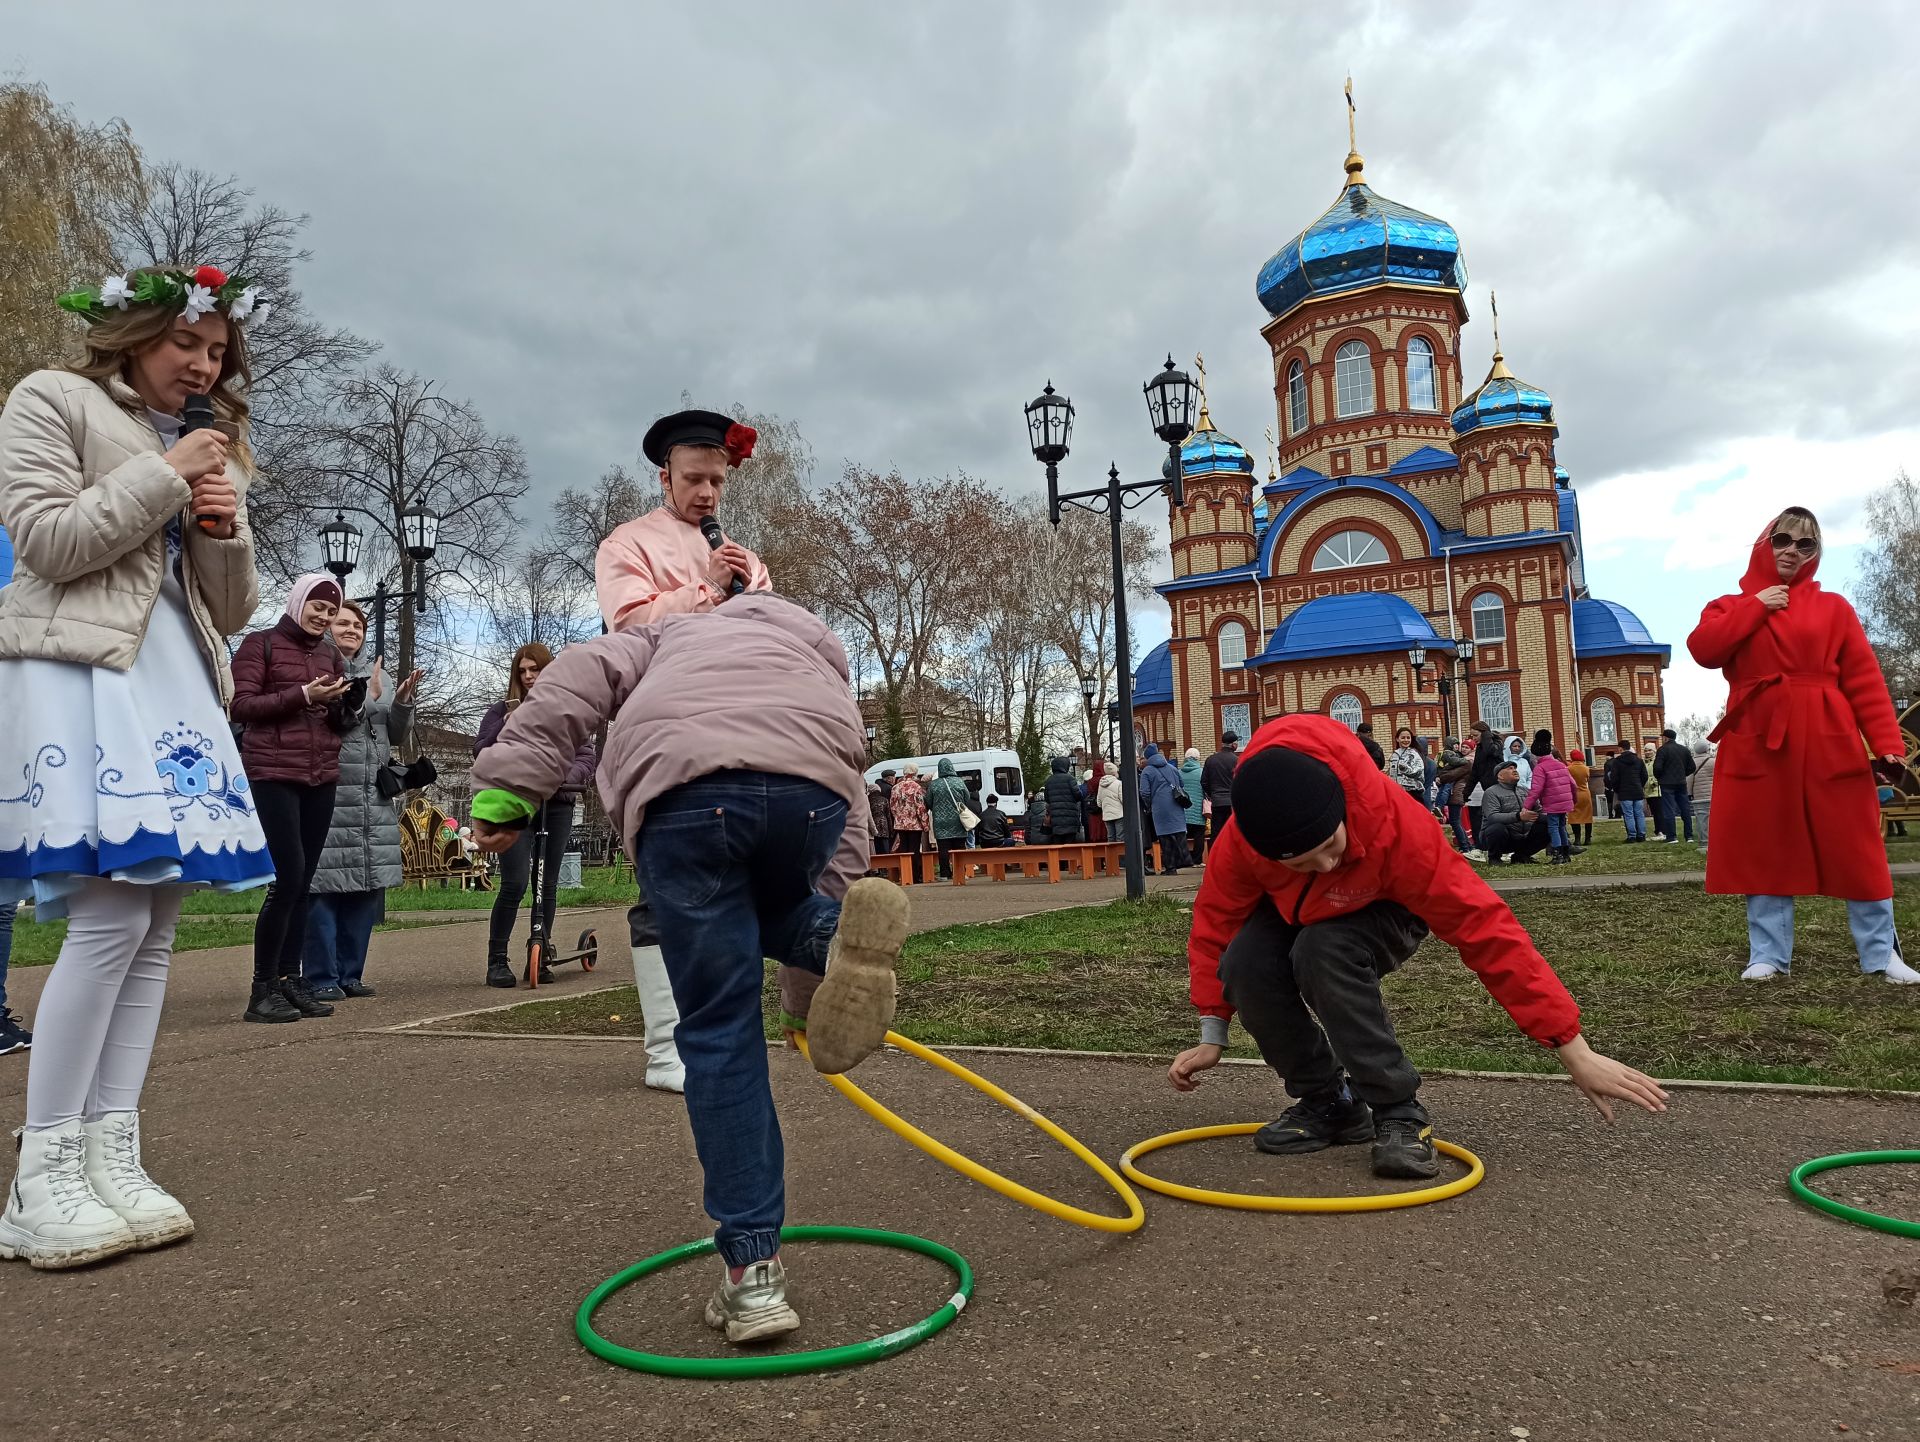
[
  {"xmin": 1343, "ymin": 76, "xmax": 1366, "ymax": 186},
  {"xmin": 1194, "ymin": 352, "xmax": 1212, "ymax": 429},
  {"xmin": 1485, "ymin": 289, "xmax": 1514, "ymax": 380},
  {"xmin": 1264, "ymin": 425, "xmax": 1277, "ymax": 481}
]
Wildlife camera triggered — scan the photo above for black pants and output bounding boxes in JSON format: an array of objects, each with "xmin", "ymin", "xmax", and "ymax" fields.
[
  {"xmin": 1156, "ymin": 832, "xmax": 1187, "ymax": 874},
  {"xmin": 487, "ymin": 795, "xmax": 575, "ymax": 961},
  {"xmin": 1187, "ymin": 822, "xmax": 1206, "ymax": 861},
  {"xmin": 935, "ymin": 833, "xmax": 966, "ymax": 879},
  {"xmin": 253, "ymin": 780, "xmax": 338, "ymax": 983},
  {"xmin": 1209, "ymin": 804, "xmax": 1232, "ymax": 841},
  {"xmin": 1218, "ymin": 897, "xmax": 1427, "ymax": 1106},
  {"xmin": 1576, "ymin": 822, "xmax": 1593, "ymax": 845},
  {"xmin": 1481, "ymin": 815, "xmax": 1549, "ymax": 863}
]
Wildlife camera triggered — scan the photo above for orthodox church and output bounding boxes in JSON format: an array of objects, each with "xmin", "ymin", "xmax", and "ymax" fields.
[{"xmin": 1131, "ymin": 116, "xmax": 1669, "ymax": 758}]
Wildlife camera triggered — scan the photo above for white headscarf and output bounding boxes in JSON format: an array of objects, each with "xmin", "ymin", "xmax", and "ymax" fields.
[{"xmin": 283, "ymin": 572, "xmax": 343, "ymax": 622}]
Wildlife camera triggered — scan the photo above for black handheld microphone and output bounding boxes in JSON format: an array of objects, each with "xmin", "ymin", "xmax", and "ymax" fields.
[
  {"xmin": 699, "ymin": 515, "xmax": 746, "ymax": 595},
  {"xmin": 182, "ymin": 394, "xmax": 220, "ymax": 532}
]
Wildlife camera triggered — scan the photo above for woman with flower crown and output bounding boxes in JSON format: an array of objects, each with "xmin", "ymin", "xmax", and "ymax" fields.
[{"xmin": 0, "ymin": 264, "xmax": 272, "ymax": 1269}]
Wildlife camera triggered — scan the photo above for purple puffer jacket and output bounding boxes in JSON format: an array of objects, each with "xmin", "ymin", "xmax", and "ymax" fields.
[
  {"xmin": 475, "ymin": 699, "xmax": 596, "ymax": 796},
  {"xmin": 1523, "ymin": 753, "xmax": 1577, "ymax": 815}
]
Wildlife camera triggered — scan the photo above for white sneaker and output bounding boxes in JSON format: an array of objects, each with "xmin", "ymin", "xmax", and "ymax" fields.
[
  {"xmin": 0, "ymin": 1121, "xmax": 139, "ymax": 1269},
  {"xmin": 645, "ymin": 1060, "xmax": 687, "ymax": 1093},
  {"xmin": 1882, "ymin": 956, "xmax": 1920, "ymax": 986},
  {"xmin": 83, "ymin": 1112, "xmax": 194, "ymax": 1249},
  {"xmin": 704, "ymin": 1257, "xmax": 801, "ymax": 1344},
  {"xmin": 807, "ymin": 878, "xmax": 909, "ymax": 1075},
  {"xmin": 1740, "ymin": 960, "xmax": 1787, "ymax": 982},
  {"xmin": 1464, "ymin": 850, "xmax": 1488, "ymax": 863}
]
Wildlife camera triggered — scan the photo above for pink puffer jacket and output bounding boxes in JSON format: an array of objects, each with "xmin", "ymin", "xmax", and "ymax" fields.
[
  {"xmin": 469, "ymin": 593, "xmax": 870, "ymax": 894},
  {"xmin": 1523, "ymin": 753, "xmax": 1577, "ymax": 815}
]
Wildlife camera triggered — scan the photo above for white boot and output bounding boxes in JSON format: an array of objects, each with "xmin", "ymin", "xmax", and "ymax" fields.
[
  {"xmin": 0, "ymin": 1121, "xmax": 138, "ymax": 1269},
  {"xmin": 83, "ymin": 1111, "xmax": 194, "ymax": 1249},
  {"xmin": 633, "ymin": 944, "xmax": 685, "ymax": 1093}
]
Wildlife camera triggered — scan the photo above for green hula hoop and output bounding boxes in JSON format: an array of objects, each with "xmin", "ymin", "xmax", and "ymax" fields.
[
  {"xmin": 1788, "ymin": 1150, "xmax": 1920, "ymax": 1240},
  {"xmin": 575, "ymin": 1224, "xmax": 974, "ymax": 1378}
]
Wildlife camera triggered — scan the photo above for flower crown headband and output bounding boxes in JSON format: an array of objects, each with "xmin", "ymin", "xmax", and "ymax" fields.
[{"xmin": 56, "ymin": 266, "xmax": 268, "ymax": 328}]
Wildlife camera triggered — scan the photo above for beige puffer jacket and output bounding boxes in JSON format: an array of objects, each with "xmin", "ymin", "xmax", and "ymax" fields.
[{"xmin": 0, "ymin": 369, "xmax": 260, "ymax": 704}]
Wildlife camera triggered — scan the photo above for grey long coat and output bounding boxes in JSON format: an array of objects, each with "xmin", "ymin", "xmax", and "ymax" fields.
[{"xmin": 310, "ymin": 656, "xmax": 414, "ymax": 894}]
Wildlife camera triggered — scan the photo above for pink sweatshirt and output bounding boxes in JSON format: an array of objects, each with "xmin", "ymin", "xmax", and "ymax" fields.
[
  {"xmin": 1523, "ymin": 752, "xmax": 1577, "ymax": 815},
  {"xmin": 470, "ymin": 594, "xmax": 869, "ymax": 895},
  {"xmin": 595, "ymin": 506, "xmax": 771, "ymax": 632}
]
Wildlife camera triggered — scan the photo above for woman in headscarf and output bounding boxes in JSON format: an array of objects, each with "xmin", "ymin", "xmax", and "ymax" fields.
[
  {"xmin": 1687, "ymin": 506, "xmax": 1918, "ymax": 984},
  {"xmin": 924, "ymin": 758, "xmax": 972, "ymax": 882},
  {"xmin": 1180, "ymin": 747, "xmax": 1206, "ymax": 863},
  {"xmin": 230, "ymin": 574, "xmax": 362, "ymax": 1022},
  {"xmin": 1566, "ymin": 748, "xmax": 1594, "ymax": 848},
  {"xmin": 1502, "ymin": 734, "xmax": 1533, "ymax": 795}
]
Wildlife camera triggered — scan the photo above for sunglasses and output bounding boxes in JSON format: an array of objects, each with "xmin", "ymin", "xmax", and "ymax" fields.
[{"xmin": 1769, "ymin": 533, "xmax": 1818, "ymax": 557}]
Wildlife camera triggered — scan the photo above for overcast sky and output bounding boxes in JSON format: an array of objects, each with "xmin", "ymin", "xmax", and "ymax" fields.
[{"xmin": 8, "ymin": 0, "xmax": 1918, "ymax": 718}]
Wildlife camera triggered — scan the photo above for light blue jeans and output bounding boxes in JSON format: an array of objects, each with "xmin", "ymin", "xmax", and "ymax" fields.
[
  {"xmin": 1620, "ymin": 799, "xmax": 1647, "ymax": 840},
  {"xmin": 1746, "ymin": 894, "xmax": 1903, "ymax": 974}
]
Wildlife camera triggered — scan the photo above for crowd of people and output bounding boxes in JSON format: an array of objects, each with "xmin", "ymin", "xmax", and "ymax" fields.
[{"xmin": 0, "ymin": 264, "xmax": 1909, "ymax": 1358}]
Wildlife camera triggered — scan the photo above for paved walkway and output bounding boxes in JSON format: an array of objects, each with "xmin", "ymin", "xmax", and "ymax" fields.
[{"xmin": 3, "ymin": 872, "xmax": 1917, "ymax": 1439}]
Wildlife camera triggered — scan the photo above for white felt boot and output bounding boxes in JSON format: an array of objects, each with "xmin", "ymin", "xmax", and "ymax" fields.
[
  {"xmin": 0, "ymin": 1121, "xmax": 138, "ymax": 1269},
  {"xmin": 83, "ymin": 1111, "xmax": 194, "ymax": 1249},
  {"xmin": 633, "ymin": 944, "xmax": 685, "ymax": 1093}
]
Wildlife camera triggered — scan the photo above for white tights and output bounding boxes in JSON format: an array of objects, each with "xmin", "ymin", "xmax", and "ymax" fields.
[{"xmin": 23, "ymin": 879, "xmax": 182, "ymax": 1131}]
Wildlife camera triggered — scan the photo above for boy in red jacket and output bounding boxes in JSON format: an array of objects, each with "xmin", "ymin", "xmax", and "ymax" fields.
[{"xmin": 1169, "ymin": 715, "xmax": 1667, "ymax": 1179}]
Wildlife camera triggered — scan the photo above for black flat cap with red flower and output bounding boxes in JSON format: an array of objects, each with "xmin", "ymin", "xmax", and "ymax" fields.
[{"xmin": 642, "ymin": 409, "xmax": 758, "ymax": 469}]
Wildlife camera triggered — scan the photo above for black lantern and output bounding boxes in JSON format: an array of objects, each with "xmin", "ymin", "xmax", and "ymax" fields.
[
  {"xmin": 319, "ymin": 512, "xmax": 362, "ymax": 580},
  {"xmin": 1407, "ymin": 642, "xmax": 1428, "ymax": 672},
  {"xmin": 1080, "ymin": 675, "xmax": 1097, "ymax": 700},
  {"xmin": 1144, "ymin": 356, "xmax": 1195, "ymax": 508},
  {"xmin": 400, "ymin": 498, "xmax": 441, "ymax": 561},
  {"xmin": 1459, "ymin": 637, "xmax": 1477, "ymax": 666},
  {"xmin": 1025, "ymin": 381, "xmax": 1073, "ymax": 467}
]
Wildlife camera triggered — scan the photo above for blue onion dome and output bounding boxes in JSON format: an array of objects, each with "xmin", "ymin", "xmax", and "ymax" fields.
[
  {"xmin": 1256, "ymin": 150, "xmax": 1468, "ymax": 319},
  {"xmin": 1450, "ymin": 348, "xmax": 1555, "ymax": 436},
  {"xmin": 1162, "ymin": 402, "xmax": 1257, "ymax": 480}
]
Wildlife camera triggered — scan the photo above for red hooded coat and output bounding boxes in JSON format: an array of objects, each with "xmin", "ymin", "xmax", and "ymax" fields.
[
  {"xmin": 1687, "ymin": 530, "xmax": 1900, "ymax": 901},
  {"xmin": 1187, "ymin": 715, "xmax": 1582, "ymax": 1048}
]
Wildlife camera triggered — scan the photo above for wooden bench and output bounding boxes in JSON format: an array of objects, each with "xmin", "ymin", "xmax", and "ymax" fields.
[{"xmin": 863, "ymin": 841, "xmax": 1126, "ymax": 885}]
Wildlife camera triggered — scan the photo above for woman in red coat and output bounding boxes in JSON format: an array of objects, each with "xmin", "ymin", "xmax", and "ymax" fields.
[{"xmin": 1687, "ymin": 507, "xmax": 1918, "ymax": 984}]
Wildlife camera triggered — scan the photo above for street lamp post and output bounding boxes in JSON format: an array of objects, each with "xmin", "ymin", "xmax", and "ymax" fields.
[
  {"xmin": 1107, "ymin": 700, "xmax": 1119, "ymax": 762},
  {"xmin": 1025, "ymin": 358, "xmax": 1196, "ymax": 901},
  {"xmin": 318, "ymin": 500, "xmax": 442, "ymax": 664},
  {"xmin": 1080, "ymin": 674, "xmax": 1098, "ymax": 758},
  {"xmin": 864, "ymin": 723, "xmax": 877, "ymax": 760}
]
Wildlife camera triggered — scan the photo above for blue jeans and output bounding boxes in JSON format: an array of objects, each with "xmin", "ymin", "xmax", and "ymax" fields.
[
  {"xmin": 0, "ymin": 901, "xmax": 14, "ymax": 1013},
  {"xmin": 1667, "ymin": 790, "xmax": 1694, "ymax": 842},
  {"xmin": 303, "ymin": 890, "xmax": 385, "ymax": 989},
  {"xmin": 1546, "ymin": 813, "xmax": 1569, "ymax": 851},
  {"xmin": 1621, "ymin": 799, "xmax": 1647, "ymax": 840},
  {"xmin": 636, "ymin": 770, "xmax": 846, "ymax": 1269},
  {"xmin": 1446, "ymin": 804, "xmax": 1469, "ymax": 851},
  {"xmin": 1746, "ymin": 894, "xmax": 1904, "ymax": 974},
  {"xmin": 1696, "ymin": 805, "xmax": 1709, "ymax": 849}
]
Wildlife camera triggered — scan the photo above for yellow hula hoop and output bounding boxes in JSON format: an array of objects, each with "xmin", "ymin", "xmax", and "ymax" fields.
[
  {"xmin": 1120, "ymin": 1123, "xmax": 1485, "ymax": 1213},
  {"xmin": 796, "ymin": 1031, "xmax": 1145, "ymax": 1235}
]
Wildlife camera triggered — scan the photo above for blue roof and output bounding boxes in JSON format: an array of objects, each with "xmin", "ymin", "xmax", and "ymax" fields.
[
  {"xmin": 1156, "ymin": 564, "xmax": 1256, "ymax": 596},
  {"xmin": 1451, "ymin": 355, "xmax": 1554, "ymax": 435},
  {"xmin": 0, "ymin": 525, "xmax": 12, "ymax": 587},
  {"xmin": 1257, "ymin": 178, "xmax": 1467, "ymax": 320},
  {"xmin": 1163, "ymin": 415, "xmax": 1255, "ymax": 481},
  {"xmin": 1256, "ymin": 477, "xmax": 1446, "ymax": 575},
  {"xmin": 1386, "ymin": 445, "xmax": 1458, "ymax": 477},
  {"xmin": 1248, "ymin": 593, "xmax": 1456, "ymax": 668},
  {"xmin": 1132, "ymin": 640, "xmax": 1174, "ymax": 705},
  {"xmin": 1573, "ymin": 598, "xmax": 1669, "ymax": 661},
  {"xmin": 1262, "ymin": 463, "xmax": 1328, "ymax": 495}
]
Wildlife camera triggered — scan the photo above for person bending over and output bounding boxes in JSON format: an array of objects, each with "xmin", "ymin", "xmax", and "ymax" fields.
[{"xmin": 1167, "ymin": 716, "xmax": 1666, "ymax": 1180}]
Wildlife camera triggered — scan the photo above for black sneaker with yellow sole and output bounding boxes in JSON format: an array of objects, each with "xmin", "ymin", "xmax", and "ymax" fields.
[
  {"xmin": 1253, "ymin": 1085, "xmax": 1375, "ymax": 1155},
  {"xmin": 1371, "ymin": 1106, "xmax": 1440, "ymax": 1180}
]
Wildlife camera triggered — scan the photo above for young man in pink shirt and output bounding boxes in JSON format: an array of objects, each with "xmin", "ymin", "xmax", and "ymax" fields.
[{"xmin": 594, "ymin": 410, "xmax": 772, "ymax": 1093}]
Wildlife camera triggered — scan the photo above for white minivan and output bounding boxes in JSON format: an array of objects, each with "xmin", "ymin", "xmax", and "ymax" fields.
[{"xmin": 864, "ymin": 748, "xmax": 1026, "ymax": 817}]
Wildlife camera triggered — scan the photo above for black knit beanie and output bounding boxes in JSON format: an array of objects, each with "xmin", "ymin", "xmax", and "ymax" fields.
[
  {"xmin": 1230, "ymin": 747, "xmax": 1346, "ymax": 860},
  {"xmin": 1531, "ymin": 729, "xmax": 1553, "ymax": 757}
]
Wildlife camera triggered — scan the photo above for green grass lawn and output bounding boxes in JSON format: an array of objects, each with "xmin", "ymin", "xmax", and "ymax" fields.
[
  {"xmin": 449, "ymin": 881, "xmax": 1920, "ymax": 1090},
  {"xmin": 170, "ymin": 865, "xmax": 636, "ymax": 915},
  {"xmin": 5, "ymin": 913, "xmax": 456, "ymax": 968},
  {"xmin": 1466, "ymin": 818, "xmax": 1920, "ymax": 877}
]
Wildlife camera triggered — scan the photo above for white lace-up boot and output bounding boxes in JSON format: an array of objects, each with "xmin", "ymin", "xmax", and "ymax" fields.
[
  {"xmin": 83, "ymin": 1111, "xmax": 194, "ymax": 1249},
  {"xmin": 0, "ymin": 1121, "xmax": 139, "ymax": 1269},
  {"xmin": 633, "ymin": 944, "xmax": 686, "ymax": 1093}
]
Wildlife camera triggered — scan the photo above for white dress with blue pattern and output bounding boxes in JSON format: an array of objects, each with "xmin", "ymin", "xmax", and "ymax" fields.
[{"xmin": 0, "ymin": 428, "xmax": 273, "ymax": 918}]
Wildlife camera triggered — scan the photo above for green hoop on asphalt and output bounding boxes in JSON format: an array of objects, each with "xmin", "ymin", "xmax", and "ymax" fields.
[
  {"xmin": 575, "ymin": 1224, "xmax": 975, "ymax": 1378},
  {"xmin": 1788, "ymin": 1150, "xmax": 1920, "ymax": 1240}
]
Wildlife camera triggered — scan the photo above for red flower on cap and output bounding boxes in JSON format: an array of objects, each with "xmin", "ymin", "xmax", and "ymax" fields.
[
  {"xmin": 193, "ymin": 265, "xmax": 229, "ymax": 290},
  {"xmin": 723, "ymin": 423, "xmax": 757, "ymax": 467}
]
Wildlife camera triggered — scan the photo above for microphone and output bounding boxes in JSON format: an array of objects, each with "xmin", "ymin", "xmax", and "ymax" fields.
[
  {"xmin": 182, "ymin": 394, "xmax": 220, "ymax": 533},
  {"xmin": 699, "ymin": 515, "xmax": 746, "ymax": 595}
]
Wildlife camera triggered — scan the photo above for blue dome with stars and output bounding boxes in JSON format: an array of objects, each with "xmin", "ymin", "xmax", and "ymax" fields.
[
  {"xmin": 1162, "ymin": 407, "xmax": 1256, "ymax": 481},
  {"xmin": 1256, "ymin": 155, "xmax": 1467, "ymax": 320},
  {"xmin": 1450, "ymin": 351, "xmax": 1555, "ymax": 435}
]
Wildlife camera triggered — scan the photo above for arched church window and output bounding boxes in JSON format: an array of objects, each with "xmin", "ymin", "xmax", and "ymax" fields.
[
  {"xmin": 1406, "ymin": 337, "xmax": 1438, "ymax": 411},
  {"xmin": 1217, "ymin": 621, "xmax": 1248, "ymax": 669},
  {"xmin": 1470, "ymin": 591, "xmax": 1507, "ymax": 645},
  {"xmin": 1330, "ymin": 692, "xmax": 1364, "ymax": 731},
  {"xmin": 1591, "ymin": 697, "xmax": 1618, "ymax": 747},
  {"xmin": 1287, "ymin": 361, "xmax": 1309, "ymax": 435},
  {"xmin": 1311, "ymin": 529, "xmax": 1389, "ymax": 571},
  {"xmin": 1334, "ymin": 341, "xmax": 1374, "ymax": 418}
]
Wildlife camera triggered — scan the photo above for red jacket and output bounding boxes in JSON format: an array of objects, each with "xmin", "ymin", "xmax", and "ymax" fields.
[
  {"xmin": 1688, "ymin": 530, "xmax": 1900, "ymax": 901},
  {"xmin": 229, "ymin": 616, "xmax": 351, "ymax": 786},
  {"xmin": 1188, "ymin": 715, "xmax": 1581, "ymax": 1048}
]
